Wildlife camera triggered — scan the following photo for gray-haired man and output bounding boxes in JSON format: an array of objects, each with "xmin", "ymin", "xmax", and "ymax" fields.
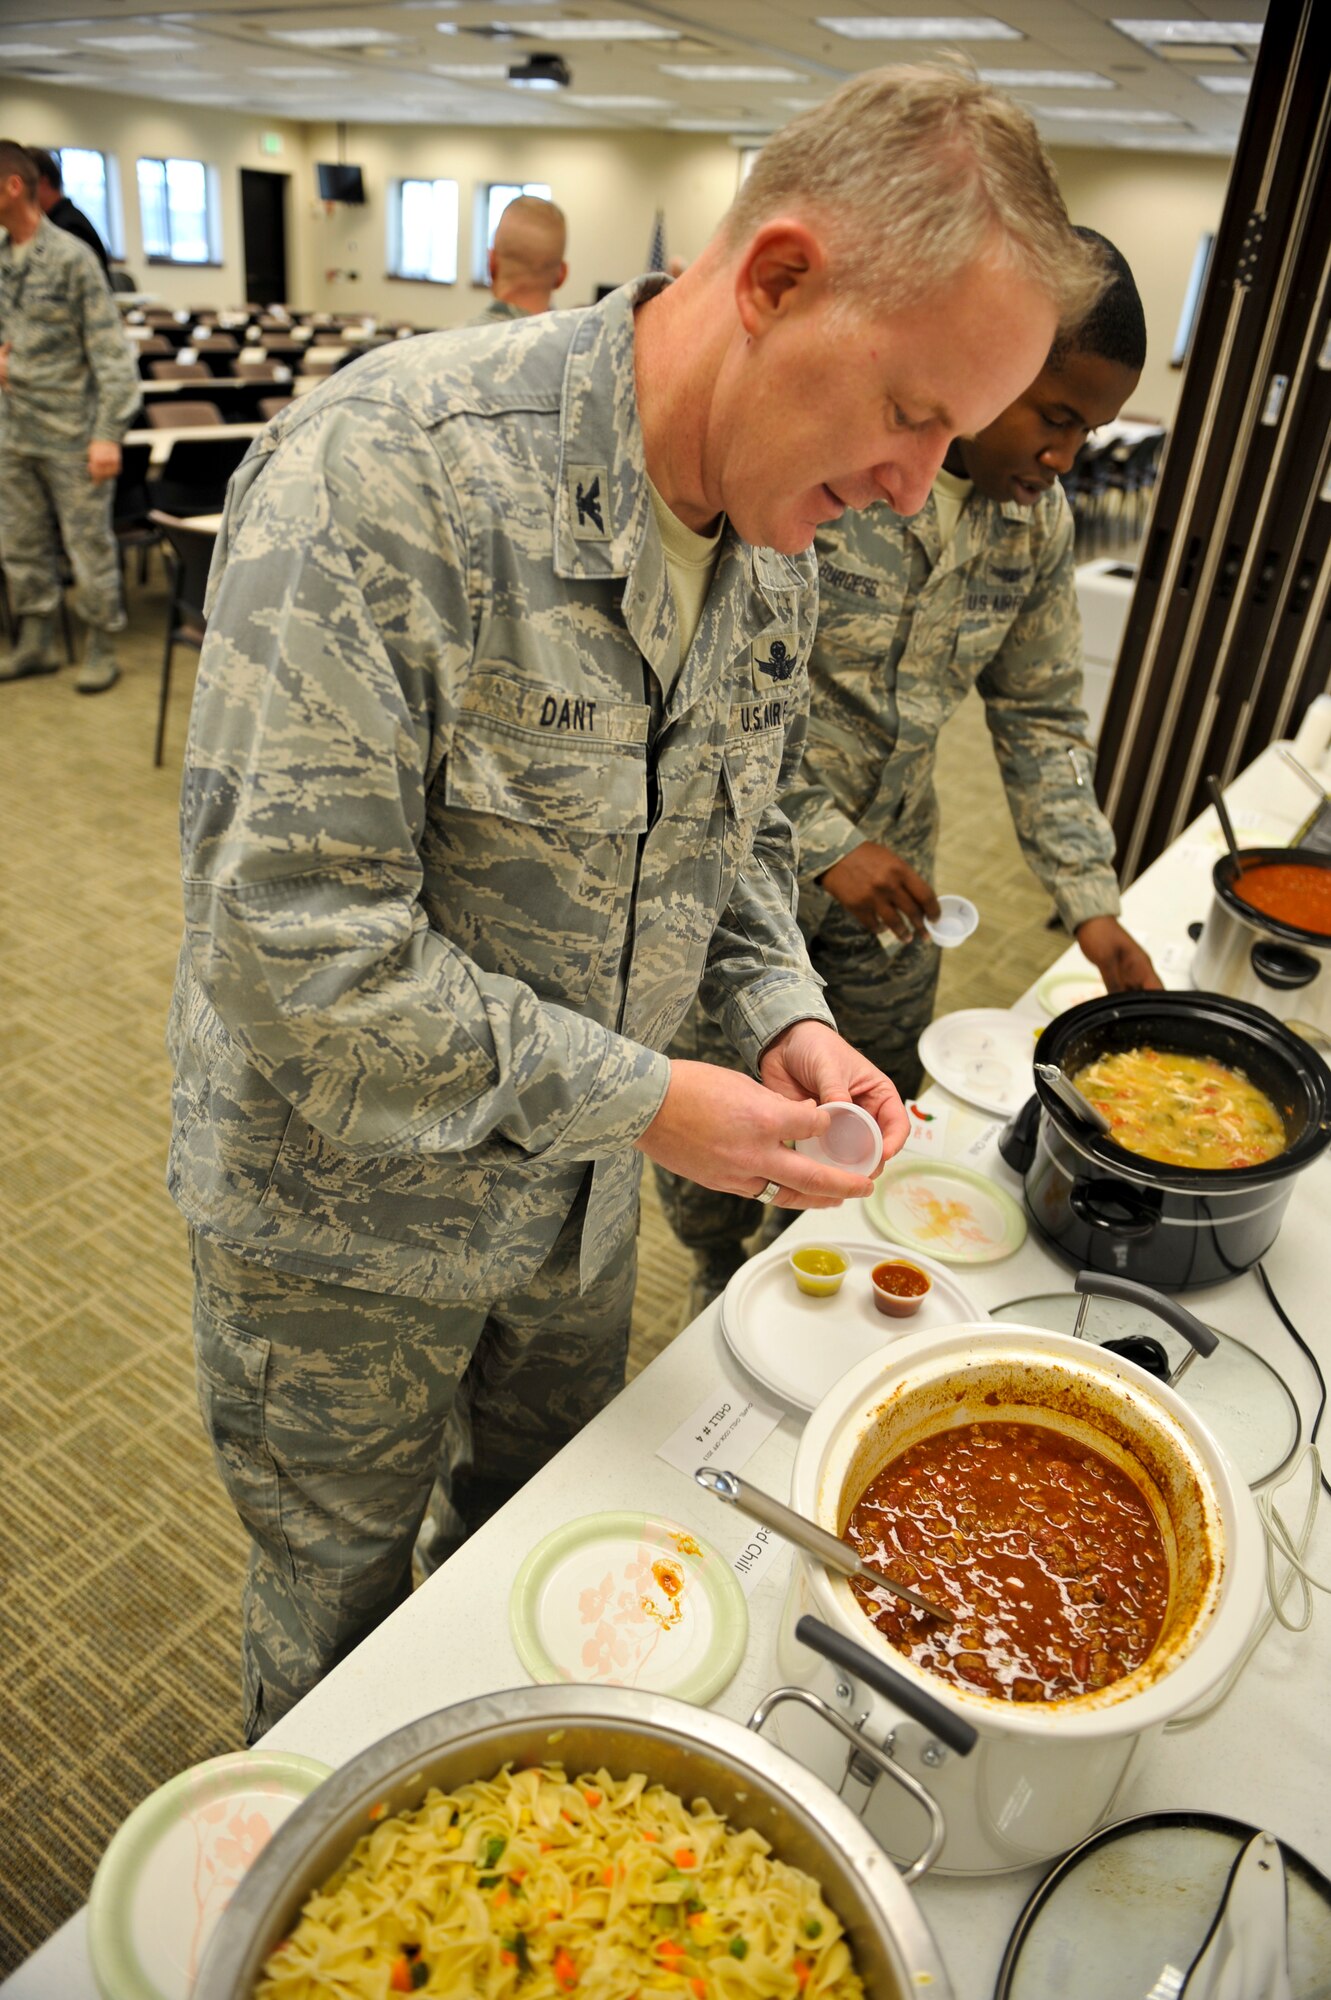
[{"xmin": 169, "ymin": 67, "xmax": 1100, "ymax": 1737}]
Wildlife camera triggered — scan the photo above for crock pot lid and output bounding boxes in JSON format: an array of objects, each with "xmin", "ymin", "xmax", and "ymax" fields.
[
  {"xmin": 994, "ymin": 1810, "xmax": 1331, "ymax": 2000},
  {"xmin": 991, "ymin": 1294, "xmax": 1300, "ymax": 1488}
]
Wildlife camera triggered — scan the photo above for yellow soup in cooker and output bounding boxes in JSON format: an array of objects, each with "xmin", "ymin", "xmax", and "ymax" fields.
[{"xmin": 1071, "ymin": 1046, "xmax": 1287, "ymax": 1171}]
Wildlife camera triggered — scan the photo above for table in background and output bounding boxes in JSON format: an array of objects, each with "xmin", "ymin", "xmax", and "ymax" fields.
[{"xmin": 4, "ymin": 745, "xmax": 1327, "ymax": 2000}]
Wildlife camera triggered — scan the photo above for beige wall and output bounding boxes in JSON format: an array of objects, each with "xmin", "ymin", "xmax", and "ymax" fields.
[
  {"xmin": 303, "ymin": 121, "xmax": 743, "ymax": 326},
  {"xmin": 0, "ymin": 78, "xmax": 1234, "ymax": 421},
  {"xmin": 0, "ymin": 79, "xmax": 315, "ymax": 308},
  {"xmin": 1048, "ymin": 144, "xmax": 1235, "ymax": 425},
  {"xmin": 0, "ymin": 79, "xmax": 742, "ymax": 325}
]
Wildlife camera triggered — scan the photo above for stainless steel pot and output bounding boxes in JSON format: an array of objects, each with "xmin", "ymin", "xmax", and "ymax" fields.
[
  {"xmin": 194, "ymin": 1671, "xmax": 962, "ymax": 2000},
  {"xmin": 1192, "ymin": 847, "xmax": 1331, "ymax": 1035}
]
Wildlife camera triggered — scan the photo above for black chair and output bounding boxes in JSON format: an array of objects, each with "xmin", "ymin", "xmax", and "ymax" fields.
[
  {"xmin": 111, "ymin": 442, "xmax": 161, "ymax": 585},
  {"xmin": 148, "ymin": 434, "xmax": 252, "ymax": 518},
  {"xmin": 148, "ymin": 510, "xmax": 217, "ymax": 766}
]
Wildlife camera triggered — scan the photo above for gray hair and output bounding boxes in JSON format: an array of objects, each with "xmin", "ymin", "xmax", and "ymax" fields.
[{"xmin": 723, "ymin": 65, "xmax": 1104, "ymax": 335}]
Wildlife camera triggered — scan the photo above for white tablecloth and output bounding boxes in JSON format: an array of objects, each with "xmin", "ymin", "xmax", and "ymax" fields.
[{"xmin": 6, "ymin": 745, "xmax": 1327, "ymax": 1999}]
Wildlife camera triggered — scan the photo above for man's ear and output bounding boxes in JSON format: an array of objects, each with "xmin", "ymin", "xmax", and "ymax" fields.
[
  {"xmin": 733, "ymin": 219, "xmax": 827, "ymax": 340},
  {"xmin": 554, "ymin": 260, "xmax": 568, "ymax": 292},
  {"xmin": 487, "ymin": 247, "xmax": 499, "ymax": 285}
]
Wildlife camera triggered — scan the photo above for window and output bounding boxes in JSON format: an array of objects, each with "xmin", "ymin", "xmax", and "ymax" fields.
[
  {"xmin": 136, "ymin": 156, "xmax": 219, "ymax": 264},
  {"xmin": 389, "ymin": 177, "xmax": 459, "ymax": 284},
  {"xmin": 52, "ymin": 147, "xmax": 123, "ymax": 258},
  {"xmin": 471, "ymin": 182, "xmax": 551, "ymax": 284}
]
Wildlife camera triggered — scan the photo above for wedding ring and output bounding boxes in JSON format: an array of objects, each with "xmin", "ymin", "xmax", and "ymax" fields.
[{"xmin": 756, "ymin": 1179, "xmax": 782, "ymax": 1206}]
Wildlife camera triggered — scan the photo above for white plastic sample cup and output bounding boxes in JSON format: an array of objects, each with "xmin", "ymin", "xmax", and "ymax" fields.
[
  {"xmin": 923, "ymin": 894, "xmax": 979, "ymax": 949},
  {"xmin": 793, "ymin": 1100, "xmax": 882, "ymax": 1174}
]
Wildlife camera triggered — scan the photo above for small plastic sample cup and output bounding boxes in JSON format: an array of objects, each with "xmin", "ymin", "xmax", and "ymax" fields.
[
  {"xmin": 923, "ymin": 895, "xmax": 979, "ymax": 950},
  {"xmin": 789, "ymin": 1244, "xmax": 849, "ymax": 1297},
  {"xmin": 870, "ymin": 1258, "xmax": 933, "ymax": 1317},
  {"xmin": 793, "ymin": 1100, "xmax": 882, "ymax": 1175}
]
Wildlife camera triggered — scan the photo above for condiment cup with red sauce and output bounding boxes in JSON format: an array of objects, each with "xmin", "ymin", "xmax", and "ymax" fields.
[{"xmin": 870, "ymin": 1258, "xmax": 932, "ymax": 1317}]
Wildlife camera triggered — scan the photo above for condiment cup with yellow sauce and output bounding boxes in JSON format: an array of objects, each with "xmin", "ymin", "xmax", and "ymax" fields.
[
  {"xmin": 789, "ymin": 1244, "xmax": 849, "ymax": 1298},
  {"xmin": 870, "ymin": 1258, "xmax": 932, "ymax": 1318}
]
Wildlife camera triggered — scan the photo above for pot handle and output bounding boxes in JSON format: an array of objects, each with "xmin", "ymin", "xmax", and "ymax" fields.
[
  {"xmin": 1250, "ymin": 940, "xmax": 1320, "ymax": 990},
  {"xmin": 1073, "ymin": 1271, "xmax": 1218, "ymax": 1386},
  {"xmin": 748, "ymin": 1681, "xmax": 948, "ymax": 1884},
  {"xmin": 793, "ymin": 1616, "xmax": 977, "ymax": 1755},
  {"xmin": 1069, "ymin": 1175, "xmax": 1161, "ymax": 1238}
]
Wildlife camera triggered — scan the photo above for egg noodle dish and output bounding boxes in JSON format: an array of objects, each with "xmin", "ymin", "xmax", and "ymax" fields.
[{"xmin": 255, "ymin": 1762, "xmax": 865, "ymax": 2000}]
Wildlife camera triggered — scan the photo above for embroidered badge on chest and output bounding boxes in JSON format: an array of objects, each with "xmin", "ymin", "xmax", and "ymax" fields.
[
  {"xmin": 566, "ymin": 463, "xmax": 610, "ymax": 541},
  {"xmin": 751, "ymin": 632, "xmax": 799, "ymax": 692}
]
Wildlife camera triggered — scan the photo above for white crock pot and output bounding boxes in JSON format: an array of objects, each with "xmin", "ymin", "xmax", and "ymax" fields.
[{"xmin": 773, "ymin": 1322, "xmax": 1266, "ymax": 1876}]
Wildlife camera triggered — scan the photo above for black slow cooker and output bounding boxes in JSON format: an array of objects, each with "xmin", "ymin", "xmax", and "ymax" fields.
[{"xmin": 999, "ymin": 991, "xmax": 1331, "ymax": 1291}]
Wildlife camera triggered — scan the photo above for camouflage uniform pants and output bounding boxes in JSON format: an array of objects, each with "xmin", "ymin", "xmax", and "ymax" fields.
[
  {"xmin": 0, "ymin": 447, "xmax": 125, "ymax": 631},
  {"xmin": 192, "ymin": 1188, "xmax": 636, "ymax": 1742},
  {"xmin": 655, "ymin": 898, "xmax": 939, "ymax": 1269}
]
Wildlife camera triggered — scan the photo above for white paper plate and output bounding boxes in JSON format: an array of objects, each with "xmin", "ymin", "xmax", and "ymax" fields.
[
  {"xmin": 720, "ymin": 1235, "xmax": 983, "ymax": 1411},
  {"xmin": 88, "ymin": 1750, "xmax": 331, "ymax": 2000},
  {"xmin": 509, "ymin": 1512, "xmax": 747, "ymax": 1703},
  {"xmin": 864, "ymin": 1159, "xmax": 1029, "ymax": 1265},
  {"xmin": 1036, "ymin": 966, "xmax": 1108, "ymax": 1017},
  {"xmin": 918, "ymin": 1007, "xmax": 1040, "ymax": 1117}
]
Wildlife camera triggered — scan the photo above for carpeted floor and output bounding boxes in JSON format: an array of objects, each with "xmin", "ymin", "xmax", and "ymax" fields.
[{"xmin": 0, "ymin": 559, "xmax": 1067, "ymax": 1968}]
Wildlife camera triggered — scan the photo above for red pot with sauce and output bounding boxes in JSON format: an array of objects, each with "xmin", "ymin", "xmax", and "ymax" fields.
[
  {"xmin": 773, "ymin": 1309, "xmax": 1266, "ymax": 1875},
  {"xmin": 1193, "ymin": 845, "xmax": 1331, "ymax": 1037}
]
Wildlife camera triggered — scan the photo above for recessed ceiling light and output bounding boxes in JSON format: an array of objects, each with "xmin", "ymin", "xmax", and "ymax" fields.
[
  {"xmin": 1198, "ymin": 73, "xmax": 1251, "ymax": 94},
  {"xmin": 491, "ymin": 18, "xmax": 681, "ymax": 38},
  {"xmin": 0, "ymin": 42, "xmax": 63, "ymax": 58},
  {"xmin": 977, "ymin": 68, "xmax": 1114, "ymax": 89},
  {"xmin": 1111, "ymin": 19, "xmax": 1262, "ymax": 45},
  {"xmin": 432, "ymin": 62, "xmax": 510, "ymax": 76},
  {"xmin": 564, "ymin": 94, "xmax": 672, "ymax": 108},
  {"xmin": 661, "ymin": 64, "xmax": 803, "ymax": 82},
  {"xmin": 78, "ymin": 33, "xmax": 197, "ymax": 51},
  {"xmin": 669, "ymin": 118, "xmax": 772, "ymax": 132},
  {"xmin": 1035, "ymin": 105, "xmax": 1184, "ymax": 123},
  {"xmin": 253, "ymin": 65, "xmax": 341, "ymax": 79},
  {"xmin": 268, "ymin": 26, "xmax": 404, "ymax": 47},
  {"xmin": 818, "ymin": 16, "xmax": 1022, "ymax": 40}
]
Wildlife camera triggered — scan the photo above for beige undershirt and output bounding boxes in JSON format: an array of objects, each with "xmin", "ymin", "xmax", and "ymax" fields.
[
  {"xmin": 648, "ymin": 476, "xmax": 725, "ymax": 686},
  {"xmin": 932, "ymin": 465, "xmax": 974, "ymax": 551},
  {"xmin": 7, "ymin": 233, "xmax": 35, "ymax": 265}
]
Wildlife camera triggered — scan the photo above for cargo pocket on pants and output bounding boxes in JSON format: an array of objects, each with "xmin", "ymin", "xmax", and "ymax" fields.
[{"xmin": 193, "ymin": 1299, "xmax": 295, "ymax": 1589}]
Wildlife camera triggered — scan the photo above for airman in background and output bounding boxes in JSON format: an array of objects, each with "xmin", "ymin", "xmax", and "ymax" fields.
[
  {"xmin": 473, "ymin": 193, "xmax": 568, "ymax": 322},
  {"xmin": 0, "ymin": 139, "xmax": 139, "ymax": 693}
]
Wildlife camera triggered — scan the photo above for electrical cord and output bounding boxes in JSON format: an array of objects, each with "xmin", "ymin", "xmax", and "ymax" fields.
[
  {"xmin": 1255, "ymin": 1257, "xmax": 1330, "ymax": 1499},
  {"xmin": 1165, "ymin": 1259, "xmax": 1328, "ymax": 1731}
]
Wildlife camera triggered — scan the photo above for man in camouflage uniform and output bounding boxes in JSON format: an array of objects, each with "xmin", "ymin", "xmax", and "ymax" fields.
[
  {"xmin": 0, "ymin": 141, "xmax": 139, "ymax": 693},
  {"xmin": 660, "ymin": 231, "xmax": 1160, "ymax": 1303},
  {"xmin": 169, "ymin": 67, "xmax": 1099, "ymax": 1737},
  {"xmin": 472, "ymin": 193, "xmax": 568, "ymax": 324}
]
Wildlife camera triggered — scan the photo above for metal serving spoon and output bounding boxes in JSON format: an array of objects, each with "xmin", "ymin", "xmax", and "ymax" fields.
[
  {"xmin": 1034, "ymin": 1060, "xmax": 1112, "ymax": 1135},
  {"xmin": 695, "ymin": 1466, "xmax": 955, "ymax": 1624}
]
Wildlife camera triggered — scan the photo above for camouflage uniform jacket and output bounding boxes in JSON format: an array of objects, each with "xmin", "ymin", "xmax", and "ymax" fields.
[
  {"xmin": 0, "ymin": 216, "xmax": 139, "ymax": 452},
  {"xmin": 474, "ymin": 296, "xmax": 527, "ymax": 324},
  {"xmin": 786, "ymin": 483, "xmax": 1121, "ymax": 936},
  {"xmin": 168, "ymin": 276, "xmax": 830, "ymax": 1301}
]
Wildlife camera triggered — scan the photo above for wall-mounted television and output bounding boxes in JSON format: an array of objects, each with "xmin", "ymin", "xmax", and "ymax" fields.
[{"xmin": 316, "ymin": 163, "xmax": 366, "ymax": 204}]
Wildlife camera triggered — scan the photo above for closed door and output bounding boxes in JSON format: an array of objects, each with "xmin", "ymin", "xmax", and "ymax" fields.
[{"xmin": 240, "ymin": 168, "xmax": 288, "ymax": 308}]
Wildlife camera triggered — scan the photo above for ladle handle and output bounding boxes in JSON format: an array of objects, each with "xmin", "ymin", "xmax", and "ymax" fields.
[
  {"xmin": 795, "ymin": 1616, "xmax": 977, "ymax": 1757},
  {"xmin": 1073, "ymin": 1271, "xmax": 1219, "ymax": 1360},
  {"xmin": 695, "ymin": 1468, "xmax": 952, "ymax": 1622},
  {"xmin": 1205, "ymin": 774, "xmax": 1242, "ymax": 868}
]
